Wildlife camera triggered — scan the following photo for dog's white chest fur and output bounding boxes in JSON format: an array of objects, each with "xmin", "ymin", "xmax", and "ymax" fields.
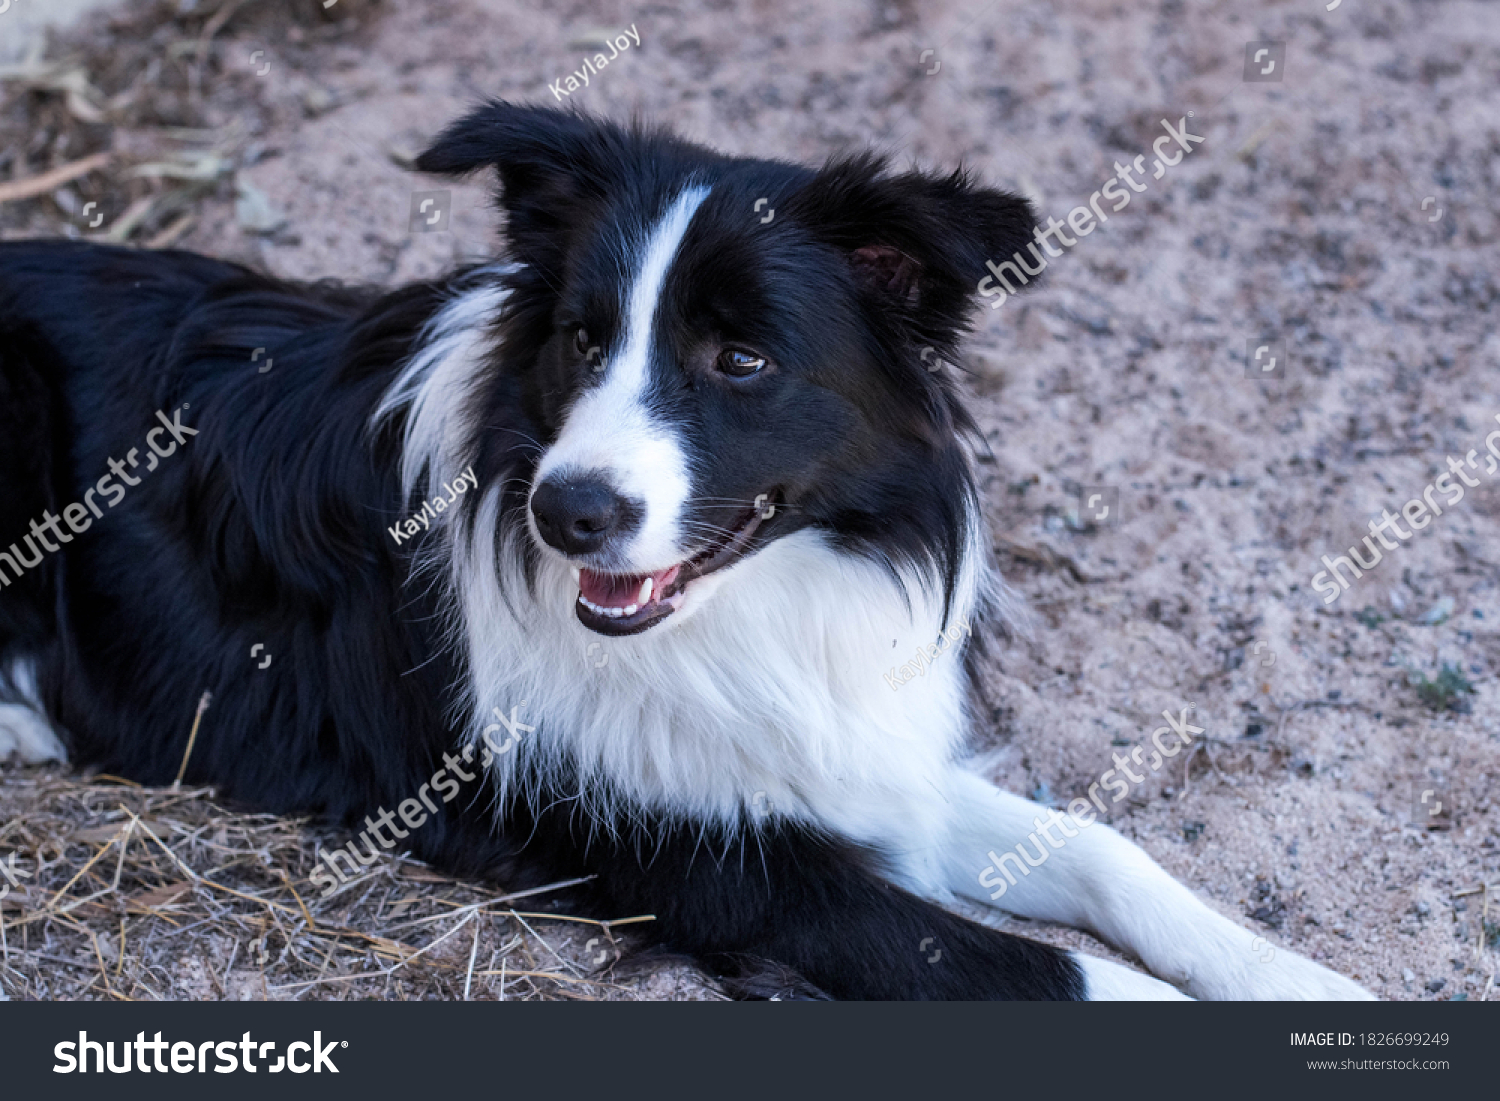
[{"xmin": 462, "ymin": 517, "xmax": 979, "ymax": 853}]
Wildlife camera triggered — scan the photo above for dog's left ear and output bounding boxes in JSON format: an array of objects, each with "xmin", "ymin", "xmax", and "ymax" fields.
[{"xmin": 788, "ymin": 153, "xmax": 1038, "ymax": 334}]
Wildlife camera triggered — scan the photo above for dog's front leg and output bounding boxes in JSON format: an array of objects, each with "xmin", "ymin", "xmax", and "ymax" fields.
[
  {"xmin": 560, "ymin": 812, "xmax": 1098, "ymax": 1001},
  {"xmin": 937, "ymin": 771, "xmax": 1373, "ymax": 1000}
]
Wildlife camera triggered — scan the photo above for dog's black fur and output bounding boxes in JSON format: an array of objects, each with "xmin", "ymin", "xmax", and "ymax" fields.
[{"xmin": 0, "ymin": 103, "xmax": 1085, "ymax": 999}]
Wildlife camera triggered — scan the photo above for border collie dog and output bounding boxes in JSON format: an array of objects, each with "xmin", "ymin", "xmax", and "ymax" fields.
[{"xmin": 0, "ymin": 102, "xmax": 1369, "ymax": 1000}]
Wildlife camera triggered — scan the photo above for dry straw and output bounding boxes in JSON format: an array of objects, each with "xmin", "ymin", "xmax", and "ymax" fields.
[{"xmin": 0, "ymin": 765, "xmax": 684, "ymax": 1001}]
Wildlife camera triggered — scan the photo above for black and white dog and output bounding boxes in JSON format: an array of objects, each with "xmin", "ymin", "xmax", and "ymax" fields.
[{"xmin": 0, "ymin": 102, "xmax": 1369, "ymax": 1000}]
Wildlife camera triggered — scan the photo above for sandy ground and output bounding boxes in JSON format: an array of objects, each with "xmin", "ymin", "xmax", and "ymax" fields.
[
  {"xmin": 0, "ymin": 0, "xmax": 120, "ymax": 62},
  {"xmin": 1, "ymin": 0, "xmax": 1495, "ymax": 1000}
]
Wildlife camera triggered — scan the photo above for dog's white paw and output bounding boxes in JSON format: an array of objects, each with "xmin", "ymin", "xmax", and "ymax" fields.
[
  {"xmin": 1181, "ymin": 929, "xmax": 1375, "ymax": 1001},
  {"xmin": 1221, "ymin": 948, "xmax": 1375, "ymax": 1001},
  {"xmin": 0, "ymin": 703, "xmax": 68, "ymax": 764},
  {"xmin": 1077, "ymin": 954, "xmax": 1194, "ymax": 1001}
]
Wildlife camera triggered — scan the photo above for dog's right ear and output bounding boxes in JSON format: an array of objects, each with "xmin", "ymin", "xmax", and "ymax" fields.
[
  {"xmin": 416, "ymin": 100, "xmax": 622, "ymax": 264},
  {"xmin": 415, "ymin": 100, "xmax": 613, "ymax": 189}
]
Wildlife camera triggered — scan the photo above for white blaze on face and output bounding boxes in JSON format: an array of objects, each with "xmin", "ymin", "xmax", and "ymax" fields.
[{"xmin": 532, "ymin": 185, "xmax": 711, "ymax": 569}]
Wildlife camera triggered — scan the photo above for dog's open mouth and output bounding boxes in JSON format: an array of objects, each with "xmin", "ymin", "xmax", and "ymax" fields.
[{"xmin": 574, "ymin": 497, "xmax": 777, "ymax": 636}]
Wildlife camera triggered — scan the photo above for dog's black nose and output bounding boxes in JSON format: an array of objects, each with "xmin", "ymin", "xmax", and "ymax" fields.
[{"xmin": 530, "ymin": 475, "xmax": 633, "ymax": 556}]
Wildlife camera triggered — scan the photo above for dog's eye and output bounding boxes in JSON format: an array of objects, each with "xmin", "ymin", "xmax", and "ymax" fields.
[
  {"xmin": 573, "ymin": 327, "xmax": 591, "ymax": 356},
  {"xmin": 716, "ymin": 350, "xmax": 766, "ymax": 379}
]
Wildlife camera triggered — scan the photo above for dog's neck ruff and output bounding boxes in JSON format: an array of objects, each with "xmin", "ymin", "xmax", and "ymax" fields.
[{"xmin": 375, "ymin": 265, "xmax": 990, "ymax": 858}]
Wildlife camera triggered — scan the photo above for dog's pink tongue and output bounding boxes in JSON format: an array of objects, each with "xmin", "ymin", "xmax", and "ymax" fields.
[{"xmin": 578, "ymin": 565, "xmax": 681, "ymax": 608}]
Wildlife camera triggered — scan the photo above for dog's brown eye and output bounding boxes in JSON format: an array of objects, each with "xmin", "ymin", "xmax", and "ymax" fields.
[
  {"xmin": 716, "ymin": 350, "xmax": 766, "ymax": 378},
  {"xmin": 573, "ymin": 327, "xmax": 591, "ymax": 356}
]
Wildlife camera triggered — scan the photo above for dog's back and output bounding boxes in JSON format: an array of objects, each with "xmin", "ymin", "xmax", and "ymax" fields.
[
  {"xmin": 0, "ymin": 242, "xmax": 278, "ymax": 574},
  {"xmin": 0, "ymin": 242, "xmax": 439, "ymax": 805}
]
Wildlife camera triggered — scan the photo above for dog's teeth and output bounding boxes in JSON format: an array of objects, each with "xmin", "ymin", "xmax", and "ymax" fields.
[
  {"xmin": 577, "ymin": 592, "xmax": 640, "ymax": 619},
  {"xmin": 638, "ymin": 577, "xmax": 653, "ymax": 605}
]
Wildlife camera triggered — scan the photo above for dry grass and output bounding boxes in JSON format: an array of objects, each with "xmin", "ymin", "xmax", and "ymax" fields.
[
  {"xmin": 0, "ymin": 763, "xmax": 721, "ymax": 1001},
  {"xmin": 0, "ymin": 0, "xmax": 380, "ymax": 246}
]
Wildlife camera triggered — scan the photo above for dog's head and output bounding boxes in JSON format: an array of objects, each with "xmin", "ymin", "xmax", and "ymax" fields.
[{"xmin": 417, "ymin": 102, "xmax": 1036, "ymax": 637}]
